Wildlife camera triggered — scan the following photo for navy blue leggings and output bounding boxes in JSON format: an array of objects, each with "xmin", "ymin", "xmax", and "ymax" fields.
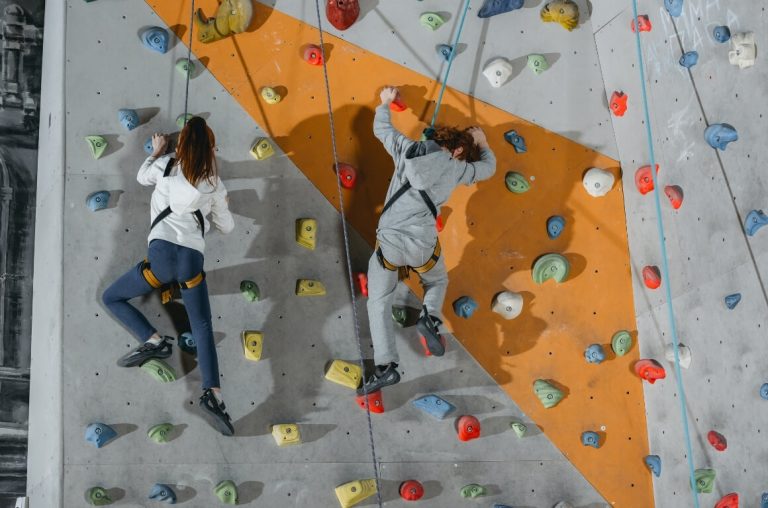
[{"xmin": 102, "ymin": 239, "xmax": 220, "ymax": 389}]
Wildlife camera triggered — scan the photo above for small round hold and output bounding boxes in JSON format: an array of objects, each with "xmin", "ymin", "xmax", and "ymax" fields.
[
  {"xmin": 546, "ymin": 215, "xmax": 565, "ymax": 239},
  {"xmin": 642, "ymin": 265, "xmax": 661, "ymax": 289},
  {"xmin": 399, "ymin": 480, "xmax": 424, "ymax": 501},
  {"xmin": 713, "ymin": 25, "xmax": 731, "ymax": 43},
  {"xmin": 584, "ymin": 344, "xmax": 605, "ymax": 364},
  {"xmin": 581, "ymin": 431, "xmax": 600, "ymax": 448}
]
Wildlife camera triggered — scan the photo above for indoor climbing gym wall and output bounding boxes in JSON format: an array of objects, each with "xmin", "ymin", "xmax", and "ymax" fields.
[{"xmin": 22, "ymin": 0, "xmax": 768, "ymax": 507}]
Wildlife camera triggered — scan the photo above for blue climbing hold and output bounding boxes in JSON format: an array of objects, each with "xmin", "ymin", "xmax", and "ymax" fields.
[
  {"xmin": 86, "ymin": 191, "xmax": 111, "ymax": 212},
  {"xmin": 645, "ymin": 455, "xmax": 661, "ymax": 477},
  {"xmin": 412, "ymin": 394, "xmax": 456, "ymax": 420},
  {"xmin": 118, "ymin": 108, "xmax": 140, "ymax": 131},
  {"xmin": 762, "ymin": 492, "xmax": 768, "ymax": 508},
  {"xmin": 148, "ymin": 483, "xmax": 177, "ymax": 504},
  {"xmin": 724, "ymin": 293, "xmax": 741, "ymax": 310},
  {"xmin": 679, "ymin": 51, "xmax": 698, "ymax": 69},
  {"xmin": 704, "ymin": 123, "xmax": 738, "ymax": 150},
  {"xmin": 178, "ymin": 332, "xmax": 197, "ymax": 354},
  {"xmin": 436, "ymin": 44, "xmax": 454, "ymax": 62},
  {"xmin": 504, "ymin": 130, "xmax": 527, "ymax": 153},
  {"xmin": 547, "ymin": 215, "xmax": 565, "ymax": 239},
  {"xmin": 713, "ymin": 25, "xmax": 731, "ymax": 43},
  {"xmin": 142, "ymin": 27, "xmax": 170, "ymax": 54},
  {"xmin": 664, "ymin": 0, "xmax": 683, "ymax": 17},
  {"xmin": 761, "ymin": 383, "xmax": 768, "ymax": 400},
  {"xmin": 144, "ymin": 136, "xmax": 154, "ymax": 155},
  {"xmin": 453, "ymin": 296, "xmax": 478, "ymax": 319},
  {"xmin": 581, "ymin": 431, "xmax": 600, "ymax": 448},
  {"xmin": 584, "ymin": 344, "xmax": 605, "ymax": 364},
  {"xmin": 478, "ymin": 0, "xmax": 524, "ymax": 18},
  {"xmin": 85, "ymin": 423, "xmax": 117, "ymax": 448},
  {"xmin": 745, "ymin": 210, "xmax": 768, "ymax": 237}
]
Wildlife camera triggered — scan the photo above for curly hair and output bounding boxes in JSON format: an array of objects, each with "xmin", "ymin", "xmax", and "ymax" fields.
[{"xmin": 431, "ymin": 126, "xmax": 481, "ymax": 162}]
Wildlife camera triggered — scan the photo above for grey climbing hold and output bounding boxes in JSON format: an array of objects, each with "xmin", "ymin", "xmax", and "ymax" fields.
[
  {"xmin": 483, "ymin": 58, "xmax": 514, "ymax": 88},
  {"xmin": 584, "ymin": 344, "xmax": 605, "ymax": 364},
  {"xmin": 510, "ymin": 422, "xmax": 527, "ymax": 438},
  {"xmin": 436, "ymin": 44, "xmax": 454, "ymax": 62},
  {"xmin": 85, "ymin": 423, "xmax": 117, "ymax": 448},
  {"xmin": 412, "ymin": 394, "xmax": 456, "ymax": 420},
  {"xmin": 85, "ymin": 135, "xmax": 108, "ymax": 159},
  {"xmin": 533, "ymin": 379, "xmax": 564, "ymax": 408},
  {"xmin": 713, "ymin": 25, "xmax": 731, "ymax": 43},
  {"xmin": 581, "ymin": 430, "xmax": 600, "ymax": 448},
  {"xmin": 118, "ymin": 108, "xmax": 139, "ymax": 131},
  {"xmin": 178, "ymin": 331, "xmax": 197, "ymax": 354},
  {"xmin": 745, "ymin": 210, "xmax": 768, "ymax": 236},
  {"xmin": 452, "ymin": 296, "xmax": 478, "ymax": 318},
  {"xmin": 645, "ymin": 455, "xmax": 661, "ymax": 477},
  {"xmin": 546, "ymin": 215, "xmax": 565, "ymax": 239},
  {"xmin": 87, "ymin": 487, "xmax": 112, "ymax": 506},
  {"xmin": 86, "ymin": 191, "xmax": 110, "ymax": 212},
  {"xmin": 142, "ymin": 27, "xmax": 169, "ymax": 54},
  {"xmin": 492, "ymin": 291, "xmax": 523, "ymax": 319},
  {"xmin": 504, "ymin": 130, "xmax": 527, "ymax": 153},
  {"xmin": 705, "ymin": 123, "xmax": 738, "ymax": 150},
  {"xmin": 761, "ymin": 383, "xmax": 768, "ymax": 400},
  {"xmin": 176, "ymin": 58, "xmax": 195, "ymax": 77},
  {"xmin": 724, "ymin": 293, "xmax": 741, "ymax": 309},
  {"xmin": 505, "ymin": 172, "xmax": 530, "ymax": 194},
  {"xmin": 478, "ymin": 0, "xmax": 524, "ymax": 18},
  {"xmin": 148, "ymin": 423, "xmax": 174, "ymax": 444},
  {"xmin": 679, "ymin": 51, "xmax": 698, "ymax": 68},
  {"xmin": 527, "ymin": 54, "xmax": 549, "ymax": 75},
  {"xmin": 665, "ymin": 0, "xmax": 683, "ymax": 17},
  {"xmin": 664, "ymin": 343, "xmax": 691, "ymax": 369},
  {"xmin": 148, "ymin": 483, "xmax": 177, "ymax": 504}
]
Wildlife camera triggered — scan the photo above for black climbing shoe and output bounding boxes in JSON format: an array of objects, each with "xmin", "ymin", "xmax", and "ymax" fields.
[
  {"xmin": 199, "ymin": 389, "xmax": 235, "ymax": 436},
  {"xmin": 117, "ymin": 336, "xmax": 173, "ymax": 367},
  {"xmin": 416, "ymin": 308, "xmax": 445, "ymax": 357},
  {"xmin": 357, "ymin": 363, "xmax": 401, "ymax": 395}
]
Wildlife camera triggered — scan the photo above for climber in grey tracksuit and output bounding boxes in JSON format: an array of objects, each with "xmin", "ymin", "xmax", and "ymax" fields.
[{"xmin": 359, "ymin": 86, "xmax": 497, "ymax": 395}]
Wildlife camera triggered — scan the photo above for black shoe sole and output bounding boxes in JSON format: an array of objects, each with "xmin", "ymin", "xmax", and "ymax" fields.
[
  {"xmin": 416, "ymin": 319, "xmax": 445, "ymax": 357},
  {"xmin": 356, "ymin": 370, "xmax": 401, "ymax": 395},
  {"xmin": 199, "ymin": 401, "xmax": 235, "ymax": 436},
  {"xmin": 117, "ymin": 347, "xmax": 172, "ymax": 368}
]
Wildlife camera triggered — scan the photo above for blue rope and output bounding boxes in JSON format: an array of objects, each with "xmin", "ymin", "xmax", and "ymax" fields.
[
  {"xmin": 429, "ymin": 0, "xmax": 472, "ymax": 127},
  {"xmin": 629, "ymin": 2, "xmax": 700, "ymax": 506}
]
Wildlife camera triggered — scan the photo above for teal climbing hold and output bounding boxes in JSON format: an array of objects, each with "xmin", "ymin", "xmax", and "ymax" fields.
[
  {"xmin": 176, "ymin": 58, "xmax": 195, "ymax": 77},
  {"xmin": 460, "ymin": 484, "xmax": 486, "ymax": 498},
  {"xmin": 86, "ymin": 191, "xmax": 110, "ymax": 212},
  {"xmin": 504, "ymin": 172, "xmax": 530, "ymax": 194},
  {"xmin": 215, "ymin": 480, "xmax": 238, "ymax": 505},
  {"xmin": 745, "ymin": 209, "xmax": 768, "ymax": 236},
  {"xmin": 532, "ymin": 253, "xmax": 569, "ymax": 284},
  {"xmin": 533, "ymin": 379, "xmax": 564, "ymax": 408},
  {"xmin": 87, "ymin": 487, "xmax": 112, "ymax": 506},
  {"xmin": 504, "ymin": 130, "xmax": 527, "ymax": 153},
  {"xmin": 140, "ymin": 359, "xmax": 176, "ymax": 383},
  {"xmin": 694, "ymin": 468, "xmax": 715, "ymax": 493},
  {"xmin": 142, "ymin": 27, "xmax": 169, "ymax": 54},
  {"xmin": 527, "ymin": 54, "xmax": 549, "ymax": 74}
]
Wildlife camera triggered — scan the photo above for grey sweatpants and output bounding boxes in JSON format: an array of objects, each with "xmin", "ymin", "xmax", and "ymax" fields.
[{"xmin": 367, "ymin": 232, "xmax": 448, "ymax": 365}]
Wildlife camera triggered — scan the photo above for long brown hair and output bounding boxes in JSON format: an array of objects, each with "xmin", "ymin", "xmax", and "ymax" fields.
[
  {"xmin": 176, "ymin": 116, "xmax": 217, "ymax": 187},
  {"xmin": 432, "ymin": 126, "xmax": 481, "ymax": 162}
]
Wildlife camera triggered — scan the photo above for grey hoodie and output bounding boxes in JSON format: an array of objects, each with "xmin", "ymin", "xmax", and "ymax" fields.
[{"xmin": 373, "ymin": 104, "xmax": 497, "ymax": 243}]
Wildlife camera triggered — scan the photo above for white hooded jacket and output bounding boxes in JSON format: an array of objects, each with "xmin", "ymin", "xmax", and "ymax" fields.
[{"xmin": 137, "ymin": 154, "xmax": 235, "ymax": 254}]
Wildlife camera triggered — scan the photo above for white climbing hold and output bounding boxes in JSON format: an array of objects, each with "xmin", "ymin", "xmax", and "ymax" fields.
[
  {"xmin": 664, "ymin": 343, "xmax": 691, "ymax": 369},
  {"xmin": 582, "ymin": 168, "xmax": 615, "ymax": 197},
  {"xmin": 729, "ymin": 32, "xmax": 756, "ymax": 69},
  {"xmin": 482, "ymin": 58, "xmax": 513, "ymax": 88},
  {"xmin": 492, "ymin": 291, "xmax": 523, "ymax": 319}
]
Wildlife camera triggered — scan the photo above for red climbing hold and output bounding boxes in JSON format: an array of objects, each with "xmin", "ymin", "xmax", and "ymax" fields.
[
  {"xmin": 326, "ymin": 0, "xmax": 360, "ymax": 31},
  {"xmin": 610, "ymin": 91, "xmax": 628, "ymax": 117},
  {"xmin": 436, "ymin": 214, "xmax": 444, "ymax": 232},
  {"xmin": 634, "ymin": 359, "xmax": 666, "ymax": 384},
  {"xmin": 631, "ymin": 15, "xmax": 652, "ymax": 33},
  {"xmin": 457, "ymin": 415, "xmax": 481, "ymax": 442},
  {"xmin": 356, "ymin": 390, "xmax": 384, "ymax": 414},
  {"xmin": 356, "ymin": 272, "xmax": 368, "ymax": 297},
  {"xmin": 399, "ymin": 480, "xmax": 425, "ymax": 501},
  {"xmin": 420, "ymin": 335, "xmax": 446, "ymax": 356},
  {"xmin": 642, "ymin": 265, "xmax": 661, "ymax": 289},
  {"xmin": 336, "ymin": 163, "xmax": 357, "ymax": 189},
  {"xmin": 390, "ymin": 96, "xmax": 407, "ymax": 112},
  {"xmin": 664, "ymin": 185, "xmax": 684, "ymax": 209},
  {"xmin": 304, "ymin": 45, "xmax": 324, "ymax": 66},
  {"xmin": 635, "ymin": 164, "xmax": 660, "ymax": 195},
  {"xmin": 715, "ymin": 493, "xmax": 738, "ymax": 508},
  {"xmin": 707, "ymin": 430, "xmax": 728, "ymax": 451}
]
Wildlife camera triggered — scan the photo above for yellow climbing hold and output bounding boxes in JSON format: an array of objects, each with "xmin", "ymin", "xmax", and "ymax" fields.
[
  {"xmin": 334, "ymin": 479, "xmax": 377, "ymax": 508},
  {"xmin": 324, "ymin": 359, "xmax": 362, "ymax": 390},
  {"xmin": 540, "ymin": 0, "xmax": 580, "ymax": 31},
  {"xmin": 295, "ymin": 218, "xmax": 317, "ymax": 250},
  {"xmin": 296, "ymin": 279, "xmax": 326, "ymax": 296},
  {"xmin": 241, "ymin": 330, "xmax": 263, "ymax": 361},
  {"xmin": 261, "ymin": 87, "xmax": 282, "ymax": 105},
  {"xmin": 250, "ymin": 138, "xmax": 275, "ymax": 160},
  {"xmin": 271, "ymin": 423, "xmax": 302, "ymax": 446}
]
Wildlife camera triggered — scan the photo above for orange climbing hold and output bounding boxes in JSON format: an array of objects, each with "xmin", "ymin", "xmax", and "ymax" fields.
[
  {"xmin": 399, "ymin": 480, "xmax": 425, "ymax": 501},
  {"xmin": 390, "ymin": 96, "xmax": 407, "ymax": 112},
  {"xmin": 715, "ymin": 493, "xmax": 738, "ymax": 508},
  {"xmin": 304, "ymin": 44, "xmax": 324, "ymax": 66},
  {"xmin": 631, "ymin": 15, "xmax": 652, "ymax": 33},
  {"xmin": 707, "ymin": 430, "xmax": 727, "ymax": 451},
  {"xmin": 326, "ymin": 0, "xmax": 359, "ymax": 31},
  {"xmin": 635, "ymin": 164, "xmax": 660, "ymax": 195},
  {"xmin": 634, "ymin": 359, "xmax": 666, "ymax": 384},
  {"xmin": 457, "ymin": 415, "xmax": 481, "ymax": 442},
  {"xmin": 664, "ymin": 185, "xmax": 684, "ymax": 209},
  {"xmin": 336, "ymin": 162, "xmax": 357, "ymax": 189},
  {"xmin": 610, "ymin": 91, "xmax": 628, "ymax": 117},
  {"xmin": 642, "ymin": 265, "xmax": 661, "ymax": 289},
  {"xmin": 356, "ymin": 390, "xmax": 384, "ymax": 414},
  {"xmin": 356, "ymin": 272, "xmax": 368, "ymax": 297}
]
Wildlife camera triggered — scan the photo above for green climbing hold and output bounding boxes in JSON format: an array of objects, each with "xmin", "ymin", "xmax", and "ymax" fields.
[
  {"xmin": 85, "ymin": 135, "xmax": 108, "ymax": 159},
  {"xmin": 510, "ymin": 422, "xmax": 527, "ymax": 438},
  {"xmin": 176, "ymin": 58, "xmax": 195, "ymax": 77},
  {"xmin": 527, "ymin": 54, "xmax": 549, "ymax": 75},
  {"xmin": 87, "ymin": 487, "xmax": 112, "ymax": 506},
  {"xmin": 611, "ymin": 330, "xmax": 633, "ymax": 356},
  {"xmin": 392, "ymin": 306, "xmax": 407, "ymax": 326},
  {"xmin": 505, "ymin": 171, "xmax": 530, "ymax": 194},
  {"xmin": 460, "ymin": 484, "xmax": 486, "ymax": 499},
  {"xmin": 694, "ymin": 468, "xmax": 715, "ymax": 493},
  {"xmin": 140, "ymin": 359, "xmax": 176, "ymax": 383},
  {"xmin": 176, "ymin": 113, "xmax": 194, "ymax": 129},
  {"xmin": 215, "ymin": 480, "xmax": 238, "ymax": 505},
  {"xmin": 240, "ymin": 280, "xmax": 260, "ymax": 302},
  {"xmin": 147, "ymin": 423, "xmax": 174, "ymax": 444},
  {"xmin": 532, "ymin": 253, "xmax": 570, "ymax": 284},
  {"xmin": 420, "ymin": 12, "xmax": 445, "ymax": 30},
  {"xmin": 534, "ymin": 379, "xmax": 564, "ymax": 409}
]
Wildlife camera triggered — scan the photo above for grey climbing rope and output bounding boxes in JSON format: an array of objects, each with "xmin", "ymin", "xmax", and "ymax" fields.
[
  {"xmin": 312, "ymin": 1, "xmax": 383, "ymax": 505},
  {"xmin": 183, "ymin": 0, "xmax": 196, "ymax": 123}
]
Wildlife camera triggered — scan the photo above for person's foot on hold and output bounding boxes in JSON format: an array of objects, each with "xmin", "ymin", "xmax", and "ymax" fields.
[
  {"xmin": 417, "ymin": 310, "xmax": 445, "ymax": 357},
  {"xmin": 199, "ymin": 388, "xmax": 235, "ymax": 436},
  {"xmin": 117, "ymin": 336, "xmax": 173, "ymax": 367},
  {"xmin": 357, "ymin": 363, "xmax": 400, "ymax": 395}
]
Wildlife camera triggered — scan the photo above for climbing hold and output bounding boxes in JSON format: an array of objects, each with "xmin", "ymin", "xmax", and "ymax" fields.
[
  {"xmin": 460, "ymin": 484, "xmax": 486, "ymax": 499},
  {"xmin": 503, "ymin": 130, "xmax": 527, "ymax": 153},
  {"xmin": 705, "ymin": 123, "xmax": 738, "ymax": 150},
  {"xmin": 546, "ymin": 215, "xmax": 565, "ymax": 239},
  {"xmin": 356, "ymin": 390, "xmax": 384, "ymax": 414},
  {"xmin": 610, "ymin": 91, "xmax": 628, "ymax": 117},
  {"xmin": 250, "ymin": 138, "xmax": 275, "ymax": 160},
  {"xmin": 483, "ymin": 58, "xmax": 514, "ymax": 88},
  {"xmin": 611, "ymin": 330, "xmax": 633, "ymax": 356},
  {"xmin": 178, "ymin": 331, "xmax": 197, "ymax": 354},
  {"xmin": 584, "ymin": 344, "xmax": 605, "ymax": 364},
  {"xmin": 452, "ymin": 296, "xmax": 478, "ymax": 319},
  {"xmin": 707, "ymin": 430, "xmax": 727, "ymax": 451},
  {"xmin": 84, "ymin": 423, "xmax": 117, "ymax": 448},
  {"xmin": 540, "ymin": 0, "xmax": 579, "ymax": 31},
  {"xmin": 533, "ymin": 379, "xmax": 564, "ymax": 409},
  {"xmin": 492, "ymin": 291, "xmax": 523, "ymax": 320},
  {"xmin": 86, "ymin": 191, "xmax": 110, "ymax": 212},
  {"xmin": 436, "ymin": 44, "xmax": 454, "ymax": 62},
  {"xmin": 631, "ymin": 15, "xmax": 652, "ymax": 33},
  {"xmin": 665, "ymin": 0, "xmax": 683, "ymax": 17},
  {"xmin": 260, "ymin": 86, "xmax": 282, "ymax": 105},
  {"xmin": 745, "ymin": 210, "xmax": 768, "ymax": 236},
  {"xmin": 325, "ymin": 359, "xmax": 362, "ymax": 389},
  {"xmin": 147, "ymin": 423, "xmax": 173, "ymax": 444},
  {"xmin": 456, "ymin": 415, "xmax": 481, "ymax": 442},
  {"xmin": 148, "ymin": 484, "xmax": 176, "ymax": 504},
  {"xmin": 510, "ymin": 422, "xmax": 527, "ymax": 438},
  {"xmin": 527, "ymin": 54, "xmax": 549, "ymax": 75},
  {"xmin": 214, "ymin": 480, "xmax": 238, "ymax": 505},
  {"xmin": 729, "ymin": 32, "xmax": 756, "ymax": 69},
  {"xmin": 713, "ymin": 26, "xmax": 731, "ymax": 43},
  {"xmin": 679, "ymin": 51, "xmax": 699, "ymax": 69},
  {"xmin": 296, "ymin": 279, "xmax": 326, "ymax": 296},
  {"xmin": 295, "ymin": 218, "xmax": 317, "ymax": 250},
  {"xmin": 392, "ymin": 306, "xmax": 407, "ymax": 327},
  {"xmin": 645, "ymin": 455, "xmax": 661, "ymax": 477},
  {"xmin": 240, "ymin": 280, "xmax": 260, "ymax": 302},
  {"xmin": 694, "ymin": 469, "xmax": 715, "ymax": 493},
  {"xmin": 634, "ymin": 164, "xmax": 660, "ymax": 195},
  {"xmin": 582, "ymin": 168, "xmax": 615, "ymax": 197},
  {"xmin": 141, "ymin": 27, "xmax": 169, "ymax": 54},
  {"xmin": 664, "ymin": 343, "xmax": 691, "ymax": 369},
  {"xmin": 336, "ymin": 162, "xmax": 357, "ymax": 189},
  {"xmin": 478, "ymin": 0, "xmax": 524, "ymax": 18},
  {"xmin": 356, "ymin": 273, "xmax": 368, "ymax": 297},
  {"xmin": 304, "ymin": 45, "xmax": 324, "ymax": 66},
  {"xmin": 532, "ymin": 253, "xmax": 570, "ymax": 284},
  {"xmin": 724, "ymin": 293, "xmax": 742, "ymax": 309},
  {"xmin": 271, "ymin": 423, "xmax": 302, "ymax": 446},
  {"xmin": 335, "ymin": 479, "xmax": 377, "ymax": 508},
  {"xmin": 761, "ymin": 383, "xmax": 768, "ymax": 400},
  {"xmin": 140, "ymin": 358, "xmax": 177, "ymax": 383},
  {"xmin": 87, "ymin": 487, "xmax": 112, "ymax": 506},
  {"xmin": 195, "ymin": 0, "xmax": 253, "ymax": 43},
  {"xmin": 763, "ymin": 493, "xmax": 768, "ymax": 508},
  {"xmin": 412, "ymin": 394, "xmax": 456, "ymax": 420},
  {"xmin": 715, "ymin": 493, "xmax": 739, "ymax": 508},
  {"xmin": 176, "ymin": 113, "xmax": 194, "ymax": 129},
  {"xmin": 420, "ymin": 12, "xmax": 445, "ymax": 31},
  {"xmin": 176, "ymin": 58, "xmax": 195, "ymax": 77},
  {"xmin": 118, "ymin": 108, "xmax": 139, "ymax": 131},
  {"xmin": 144, "ymin": 136, "xmax": 154, "ymax": 155},
  {"xmin": 85, "ymin": 136, "xmax": 108, "ymax": 159},
  {"xmin": 664, "ymin": 185, "xmax": 684, "ymax": 209},
  {"xmin": 390, "ymin": 95, "xmax": 407, "ymax": 112},
  {"xmin": 642, "ymin": 265, "xmax": 661, "ymax": 289},
  {"xmin": 399, "ymin": 480, "xmax": 424, "ymax": 501},
  {"xmin": 581, "ymin": 431, "xmax": 600, "ymax": 448},
  {"xmin": 327, "ymin": 0, "xmax": 360, "ymax": 31},
  {"xmin": 634, "ymin": 359, "xmax": 666, "ymax": 384},
  {"xmin": 241, "ymin": 330, "xmax": 263, "ymax": 361},
  {"xmin": 504, "ymin": 171, "xmax": 530, "ymax": 193}
]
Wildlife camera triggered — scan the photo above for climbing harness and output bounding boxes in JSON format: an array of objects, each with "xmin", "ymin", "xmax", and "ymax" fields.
[{"xmin": 631, "ymin": 1, "xmax": 699, "ymax": 506}]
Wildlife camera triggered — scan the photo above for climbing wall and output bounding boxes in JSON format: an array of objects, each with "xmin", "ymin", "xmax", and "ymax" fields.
[{"xmin": 594, "ymin": 0, "xmax": 768, "ymax": 505}]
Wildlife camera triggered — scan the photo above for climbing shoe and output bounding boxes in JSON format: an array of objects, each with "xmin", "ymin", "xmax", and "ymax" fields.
[
  {"xmin": 199, "ymin": 389, "xmax": 235, "ymax": 436},
  {"xmin": 416, "ymin": 308, "xmax": 445, "ymax": 357},
  {"xmin": 357, "ymin": 363, "xmax": 400, "ymax": 395},
  {"xmin": 117, "ymin": 336, "xmax": 173, "ymax": 368}
]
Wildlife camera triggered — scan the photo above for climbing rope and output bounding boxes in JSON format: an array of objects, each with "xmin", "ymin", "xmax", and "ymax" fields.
[
  {"xmin": 629, "ymin": 1, "xmax": 700, "ymax": 506},
  {"xmin": 183, "ymin": 0, "xmax": 196, "ymax": 122},
  {"xmin": 312, "ymin": 1, "xmax": 383, "ymax": 505}
]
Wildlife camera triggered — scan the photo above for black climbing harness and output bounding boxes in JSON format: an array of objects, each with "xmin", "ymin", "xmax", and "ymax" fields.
[{"xmin": 150, "ymin": 157, "xmax": 206, "ymax": 237}]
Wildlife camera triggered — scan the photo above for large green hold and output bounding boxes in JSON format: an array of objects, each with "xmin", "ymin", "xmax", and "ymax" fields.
[
  {"xmin": 532, "ymin": 253, "xmax": 570, "ymax": 284},
  {"xmin": 85, "ymin": 136, "xmax": 108, "ymax": 159},
  {"xmin": 611, "ymin": 330, "xmax": 633, "ymax": 356},
  {"xmin": 215, "ymin": 480, "xmax": 238, "ymax": 505},
  {"xmin": 147, "ymin": 423, "xmax": 174, "ymax": 444},
  {"xmin": 694, "ymin": 468, "xmax": 715, "ymax": 493},
  {"xmin": 534, "ymin": 379, "xmax": 564, "ymax": 409},
  {"xmin": 505, "ymin": 171, "xmax": 530, "ymax": 194},
  {"xmin": 460, "ymin": 484, "xmax": 486, "ymax": 498},
  {"xmin": 87, "ymin": 486, "xmax": 112, "ymax": 506},
  {"xmin": 140, "ymin": 359, "xmax": 176, "ymax": 383}
]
